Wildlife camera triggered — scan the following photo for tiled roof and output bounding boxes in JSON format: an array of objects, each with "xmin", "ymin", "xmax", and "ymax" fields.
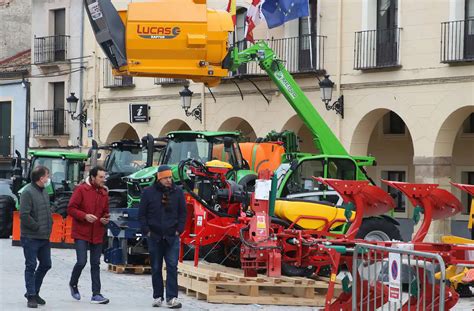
[{"xmin": 0, "ymin": 49, "xmax": 31, "ymax": 74}]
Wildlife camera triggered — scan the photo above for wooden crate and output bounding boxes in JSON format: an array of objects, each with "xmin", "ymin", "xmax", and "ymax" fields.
[
  {"xmin": 174, "ymin": 261, "xmax": 340, "ymax": 306},
  {"xmin": 107, "ymin": 264, "xmax": 151, "ymax": 274}
]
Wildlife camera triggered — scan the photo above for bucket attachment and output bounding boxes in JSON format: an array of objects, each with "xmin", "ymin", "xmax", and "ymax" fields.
[{"xmin": 382, "ymin": 180, "xmax": 462, "ymax": 242}]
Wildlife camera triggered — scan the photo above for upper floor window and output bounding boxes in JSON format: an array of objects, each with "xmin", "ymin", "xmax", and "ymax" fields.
[
  {"xmin": 463, "ymin": 113, "xmax": 474, "ymax": 134},
  {"xmin": 383, "ymin": 112, "xmax": 406, "ymax": 135}
]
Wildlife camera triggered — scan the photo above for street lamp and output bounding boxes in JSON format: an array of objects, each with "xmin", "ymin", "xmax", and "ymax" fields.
[
  {"xmin": 319, "ymin": 75, "xmax": 344, "ymax": 118},
  {"xmin": 179, "ymin": 85, "xmax": 202, "ymax": 122},
  {"xmin": 66, "ymin": 92, "xmax": 87, "ymax": 126}
]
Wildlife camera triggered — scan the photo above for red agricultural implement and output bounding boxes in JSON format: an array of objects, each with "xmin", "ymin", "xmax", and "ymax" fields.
[{"xmin": 178, "ymin": 159, "xmax": 474, "ymax": 310}]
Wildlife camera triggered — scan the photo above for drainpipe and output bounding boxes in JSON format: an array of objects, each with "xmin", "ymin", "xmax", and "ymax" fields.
[
  {"xmin": 78, "ymin": 1, "xmax": 85, "ymax": 149},
  {"xmin": 24, "ymin": 76, "xmax": 30, "ymax": 156},
  {"xmin": 336, "ymin": 0, "xmax": 343, "ymax": 139}
]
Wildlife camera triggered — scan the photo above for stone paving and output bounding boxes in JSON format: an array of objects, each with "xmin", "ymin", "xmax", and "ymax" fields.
[{"xmin": 1, "ymin": 239, "xmax": 473, "ymax": 310}]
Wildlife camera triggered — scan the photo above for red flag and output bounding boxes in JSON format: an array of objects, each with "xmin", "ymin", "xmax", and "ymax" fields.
[
  {"xmin": 227, "ymin": 0, "xmax": 237, "ymax": 26},
  {"xmin": 245, "ymin": 0, "xmax": 264, "ymax": 42}
]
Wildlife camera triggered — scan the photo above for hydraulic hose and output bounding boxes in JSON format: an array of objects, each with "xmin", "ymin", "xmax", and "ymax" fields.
[
  {"xmin": 239, "ymin": 227, "xmax": 281, "ymax": 251},
  {"xmin": 177, "ymin": 159, "xmax": 237, "ymax": 219}
]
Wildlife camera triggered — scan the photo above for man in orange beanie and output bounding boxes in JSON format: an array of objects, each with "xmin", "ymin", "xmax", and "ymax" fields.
[{"xmin": 138, "ymin": 165, "xmax": 186, "ymax": 308}]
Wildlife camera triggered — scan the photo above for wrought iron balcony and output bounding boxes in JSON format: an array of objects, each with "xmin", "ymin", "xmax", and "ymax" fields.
[
  {"xmin": 441, "ymin": 19, "xmax": 474, "ymax": 63},
  {"xmin": 154, "ymin": 78, "xmax": 188, "ymax": 86},
  {"xmin": 103, "ymin": 59, "xmax": 134, "ymax": 88},
  {"xmin": 32, "ymin": 109, "xmax": 68, "ymax": 136},
  {"xmin": 354, "ymin": 28, "xmax": 401, "ymax": 70},
  {"xmin": 228, "ymin": 33, "xmax": 326, "ymax": 77},
  {"xmin": 34, "ymin": 35, "xmax": 69, "ymax": 64}
]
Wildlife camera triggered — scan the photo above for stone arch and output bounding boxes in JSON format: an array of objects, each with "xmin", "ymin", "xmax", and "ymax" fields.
[
  {"xmin": 218, "ymin": 117, "xmax": 257, "ymax": 142},
  {"xmin": 159, "ymin": 119, "xmax": 191, "ymax": 136},
  {"xmin": 351, "ymin": 109, "xmax": 415, "ymax": 240},
  {"xmin": 281, "ymin": 115, "xmax": 318, "ymax": 153},
  {"xmin": 434, "ymin": 106, "xmax": 474, "ymax": 157},
  {"xmin": 105, "ymin": 122, "xmax": 139, "ymax": 143}
]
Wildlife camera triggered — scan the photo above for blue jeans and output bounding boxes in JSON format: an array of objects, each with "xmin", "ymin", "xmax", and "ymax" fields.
[
  {"xmin": 147, "ymin": 236, "xmax": 180, "ymax": 300},
  {"xmin": 69, "ymin": 239, "xmax": 103, "ymax": 296},
  {"xmin": 21, "ymin": 237, "xmax": 52, "ymax": 296}
]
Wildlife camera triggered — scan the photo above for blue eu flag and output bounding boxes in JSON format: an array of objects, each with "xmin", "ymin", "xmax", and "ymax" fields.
[{"xmin": 262, "ymin": 0, "xmax": 309, "ymax": 29}]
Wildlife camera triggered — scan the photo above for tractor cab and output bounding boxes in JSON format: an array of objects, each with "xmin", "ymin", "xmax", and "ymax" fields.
[
  {"xmin": 89, "ymin": 136, "xmax": 166, "ymax": 209},
  {"xmin": 277, "ymin": 154, "xmax": 358, "ymax": 205},
  {"xmin": 27, "ymin": 151, "xmax": 88, "ymax": 196},
  {"xmin": 163, "ymin": 131, "xmax": 247, "ymax": 173},
  {"xmin": 10, "ymin": 150, "xmax": 89, "ymax": 217}
]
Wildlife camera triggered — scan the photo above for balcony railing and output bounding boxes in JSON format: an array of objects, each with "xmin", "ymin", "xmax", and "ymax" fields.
[
  {"xmin": 228, "ymin": 33, "xmax": 326, "ymax": 77},
  {"xmin": 441, "ymin": 19, "xmax": 474, "ymax": 63},
  {"xmin": 103, "ymin": 59, "xmax": 134, "ymax": 88},
  {"xmin": 354, "ymin": 28, "xmax": 401, "ymax": 70},
  {"xmin": 32, "ymin": 109, "xmax": 68, "ymax": 136},
  {"xmin": 34, "ymin": 35, "xmax": 69, "ymax": 64},
  {"xmin": 0, "ymin": 135, "xmax": 13, "ymax": 157},
  {"xmin": 154, "ymin": 78, "xmax": 188, "ymax": 86}
]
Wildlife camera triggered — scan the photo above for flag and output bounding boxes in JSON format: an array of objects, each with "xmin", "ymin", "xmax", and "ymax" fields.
[
  {"xmin": 261, "ymin": 0, "xmax": 309, "ymax": 29},
  {"xmin": 227, "ymin": 0, "xmax": 237, "ymax": 26},
  {"xmin": 245, "ymin": 0, "xmax": 264, "ymax": 42}
]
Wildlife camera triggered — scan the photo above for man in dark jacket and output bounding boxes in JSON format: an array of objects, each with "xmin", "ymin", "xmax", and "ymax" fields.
[
  {"xmin": 20, "ymin": 165, "xmax": 53, "ymax": 308},
  {"xmin": 139, "ymin": 165, "xmax": 186, "ymax": 308},
  {"xmin": 67, "ymin": 166, "xmax": 110, "ymax": 304}
]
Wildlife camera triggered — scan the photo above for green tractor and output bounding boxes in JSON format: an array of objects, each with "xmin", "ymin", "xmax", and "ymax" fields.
[
  {"xmin": 0, "ymin": 150, "xmax": 88, "ymax": 238},
  {"xmin": 89, "ymin": 135, "xmax": 165, "ymax": 209},
  {"xmin": 125, "ymin": 131, "xmax": 257, "ymax": 207}
]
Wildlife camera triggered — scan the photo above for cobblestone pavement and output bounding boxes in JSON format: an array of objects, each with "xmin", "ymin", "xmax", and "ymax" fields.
[{"xmin": 1, "ymin": 239, "xmax": 473, "ymax": 310}]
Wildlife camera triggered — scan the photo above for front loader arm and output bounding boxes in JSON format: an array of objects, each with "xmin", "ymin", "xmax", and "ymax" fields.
[{"xmin": 226, "ymin": 42, "xmax": 374, "ymax": 166}]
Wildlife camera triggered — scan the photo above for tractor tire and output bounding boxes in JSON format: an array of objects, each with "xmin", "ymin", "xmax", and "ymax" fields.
[
  {"xmin": 108, "ymin": 195, "xmax": 126, "ymax": 209},
  {"xmin": 356, "ymin": 217, "xmax": 402, "ymax": 241},
  {"xmin": 0, "ymin": 195, "xmax": 15, "ymax": 238},
  {"xmin": 51, "ymin": 195, "xmax": 71, "ymax": 218},
  {"xmin": 238, "ymin": 174, "xmax": 257, "ymax": 192},
  {"xmin": 281, "ymin": 263, "xmax": 316, "ymax": 277},
  {"xmin": 182, "ymin": 243, "xmax": 225, "ymax": 263}
]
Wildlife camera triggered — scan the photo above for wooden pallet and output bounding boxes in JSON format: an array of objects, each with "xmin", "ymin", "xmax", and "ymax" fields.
[
  {"xmin": 173, "ymin": 261, "xmax": 341, "ymax": 306},
  {"xmin": 107, "ymin": 264, "xmax": 151, "ymax": 274}
]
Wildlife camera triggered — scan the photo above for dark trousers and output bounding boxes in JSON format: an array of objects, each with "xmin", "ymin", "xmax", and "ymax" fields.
[
  {"xmin": 21, "ymin": 237, "xmax": 52, "ymax": 296},
  {"xmin": 69, "ymin": 239, "xmax": 103, "ymax": 296},
  {"xmin": 147, "ymin": 236, "xmax": 180, "ymax": 300}
]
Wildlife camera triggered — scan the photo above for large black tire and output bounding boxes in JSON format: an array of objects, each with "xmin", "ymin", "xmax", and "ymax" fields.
[
  {"xmin": 282, "ymin": 263, "xmax": 316, "ymax": 277},
  {"xmin": 238, "ymin": 174, "xmax": 257, "ymax": 192},
  {"xmin": 182, "ymin": 243, "xmax": 225, "ymax": 263},
  {"xmin": 0, "ymin": 196, "xmax": 15, "ymax": 238},
  {"xmin": 356, "ymin": 217, "xmax": 402, "ymax": 241},
  {"xmin": 51, "ymin": 195, "xmax": 71, "ymax": 218}
]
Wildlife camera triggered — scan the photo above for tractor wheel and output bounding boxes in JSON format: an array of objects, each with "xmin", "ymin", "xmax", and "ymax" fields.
[
  {"xmin": 356, "ymin": 217, "xmax": 402, "ymax": 241},
  {"xmin": 281, "ymin": 263, "xmax": 316, "ymax": 277},
  {"xmin": 0, "ymin": 195, "xmax": 15, "ymax": 238},
  {"xmin": 51, "ymin": 195, "xmax": 71, "ymax": 218},
  {"xmin": 238, "ymin": 174, "xmax": 257, "ymax": 192},
  {"xmin": 108, "ymin": 195, "xmax": 125, "ymax": 209},
  {"xmin": 182, "ymin": 243, "xmax": 225, "ymax": 263}
]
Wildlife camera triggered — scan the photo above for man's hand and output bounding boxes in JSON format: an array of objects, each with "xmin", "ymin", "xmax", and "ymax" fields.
[
  {"xmin": 100, "ymin": 213, "xmax": 110, "ymax": 225},
  {"xmin": 85, "ymin": 214, "xmax": 98, "ymax": 223}
]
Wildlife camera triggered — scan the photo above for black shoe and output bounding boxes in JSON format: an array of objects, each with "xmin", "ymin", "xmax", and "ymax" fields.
[
  {"xmin": 26, "ymin": 295, "xmax": 38, "ymax": 308},
  {"xmin": 35, "ymin": 294, "xmax": 46, "ymax": 305}
]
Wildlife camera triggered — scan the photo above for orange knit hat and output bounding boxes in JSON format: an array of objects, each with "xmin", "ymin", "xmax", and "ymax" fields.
[{"xmin": 157, "ymin": 165, "xmax": 172, "ymax": 180}]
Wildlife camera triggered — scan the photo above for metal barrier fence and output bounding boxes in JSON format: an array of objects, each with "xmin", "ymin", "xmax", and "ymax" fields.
[{"xmin": 352, "ymin": 243, "xmax": 446, "ymax": 311}]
